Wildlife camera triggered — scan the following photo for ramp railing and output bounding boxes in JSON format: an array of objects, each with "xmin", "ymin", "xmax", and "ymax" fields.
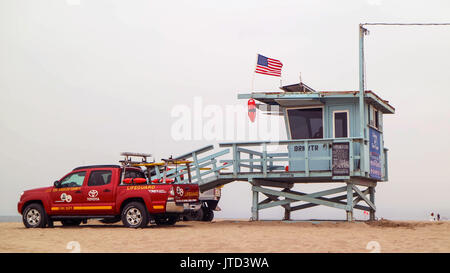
[
  {"xmin": 218, "ymin": 138, "xmax": 364, "ymax": 179},
  {"xmin": 149, "ymin": 145, "xmax": 230, "ymax": 185}
]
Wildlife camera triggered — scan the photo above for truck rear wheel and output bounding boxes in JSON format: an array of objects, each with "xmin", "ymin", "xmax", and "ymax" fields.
[
  {"xmin": 121, "ymin": 202, "xmax": 149, "ymax": 228},
  {"xmin": 22, "ymin": 203, "xmax": 47, "ymax": 228},
  {"xmin": 183, "ymin": 207, "xmax": 203, "ymax": 221},
  {"xmin": 202, "ymin": 207, "xmax": 214, "ymax": 222}
]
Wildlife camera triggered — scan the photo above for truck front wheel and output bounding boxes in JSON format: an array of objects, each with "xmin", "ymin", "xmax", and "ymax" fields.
[
  {"xmin": 121, "ymin": 202, "xmax": 149, "ymax": 228},
  {"xmin": 22, "ymin": 203, "xmax": 47, "ymax": 228}
]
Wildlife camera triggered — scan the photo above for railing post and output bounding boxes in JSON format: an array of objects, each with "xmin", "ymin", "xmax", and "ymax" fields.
[
  {"xmin": 192, "ymin": 152, "xmax": 202, "ymax": 184},
  {"xmin": 212, "ymin": 158, "xmax": 219, "ymax": 176},
  {"xmin": 304, "ymin": 140, "xmax": 309, "ymax": 176},
  {"xmin": 236, "ymin": 149, "xmax": 241, "ymax": 174},
  {"xmin": 249, "ymin": 154, "xmax": 254, "ymax": 172},
  {"xmin": 262, "ymin": 142, "xmax": 267, "ymax": 176},
  {"xmin": 349, "ymin": 139, "xmax": 354, "ymax": 176},
  {"xmin": 232, "ymin": 143, "xmax": 238, "ymax": 178}
]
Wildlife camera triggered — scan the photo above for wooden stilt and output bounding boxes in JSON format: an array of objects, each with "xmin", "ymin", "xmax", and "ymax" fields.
[
  {"xmin": 369, "ymin": 187, "xmax": 376, "ymax": 221},
  {"xmin": 346, "ymin": 183, "xmax": 353, "ymax": 222}
]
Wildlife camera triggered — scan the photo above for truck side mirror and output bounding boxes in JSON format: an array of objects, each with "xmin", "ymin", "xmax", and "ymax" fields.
[{"xmin": 54, "ymin": 181, "xmax": 61, "ymax": 188}]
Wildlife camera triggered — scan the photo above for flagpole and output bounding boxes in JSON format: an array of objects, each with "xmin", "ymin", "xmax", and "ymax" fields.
[
  {"xmin": 252, "ymin": 53, "xmax": 258, "ymax": 92},
  {"xmin": 251, "ymin": 72, "xmax": 255, "ymax": 92},
  {"xmin": 279, "ymin": 60, "xmax": 283, "ymax": 87}
]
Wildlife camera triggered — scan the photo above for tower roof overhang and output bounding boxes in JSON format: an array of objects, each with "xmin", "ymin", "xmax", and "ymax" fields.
[{"xmin": 238, "ymin": 90, "xmax": 395, "ymax": 114}]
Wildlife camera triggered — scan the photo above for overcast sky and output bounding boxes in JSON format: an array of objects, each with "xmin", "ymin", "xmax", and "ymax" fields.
[{"xmin": 1, "ymin": 0, "xmax": 449, "ymax": 220}]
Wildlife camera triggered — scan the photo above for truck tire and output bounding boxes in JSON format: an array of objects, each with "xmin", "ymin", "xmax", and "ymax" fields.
[
  {"xmin": 121, "ymin": 202, "xmax": 149, "ymax": 228},
  {"xmin": 183, "ymin": 208, "xmax": 204, "ymax": 221},
  {"xmin": 202, "ymin": 207, "xmax": 214, "ymax": 222},
  {"xmin": 22, "ymin": 203, "xmax": 47, "ymax": 228},
  {"xmin": 154, "ymin": 215, "xmax": 178, "ymax": 225},
  {"xmin": 61, "ymin": 219, "xmax": 82, "ymax": 227}
]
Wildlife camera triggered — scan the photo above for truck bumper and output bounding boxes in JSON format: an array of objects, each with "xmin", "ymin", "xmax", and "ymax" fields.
[
  {"xmin": 17, "ymin": 201, "xmax": 24, "ymax": 215},
  {"xmin": 165, "ymin": 201, "xmax": 201, "ymax": 213},
  {"xmin": 185, "ymin": 202, "xmax": 202, "ymax": 212}
]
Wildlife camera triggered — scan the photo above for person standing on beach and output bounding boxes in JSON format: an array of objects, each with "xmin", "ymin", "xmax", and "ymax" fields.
[
  {"xmin": 437, "ymin": 214, "xmax": 440, "ymax": 221},
  {"xmin": 430, "ymin": 212, "xmax": 435, "ymax": 221}
]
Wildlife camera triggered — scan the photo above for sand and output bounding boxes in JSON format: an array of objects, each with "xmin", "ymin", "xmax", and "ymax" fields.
[{"xmin": 0, "ymin": 219, "xmax": 449, "ymax": 253}]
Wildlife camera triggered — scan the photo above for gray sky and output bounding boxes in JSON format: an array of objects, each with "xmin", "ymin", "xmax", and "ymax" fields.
[{"xmin": 1, "ymin": 0, "xmax": 449, "ymax": 220}]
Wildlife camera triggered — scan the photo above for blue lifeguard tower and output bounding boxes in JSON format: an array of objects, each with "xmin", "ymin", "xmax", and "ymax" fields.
[{"xmin": 231, "ymin": 82, "xmax": 395, "ymax": 221}]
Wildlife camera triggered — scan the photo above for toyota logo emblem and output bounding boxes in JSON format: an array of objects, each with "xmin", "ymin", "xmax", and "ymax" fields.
[{"xmin": 88, "ymin": 190, "xmax": 98, "ymax": 198}]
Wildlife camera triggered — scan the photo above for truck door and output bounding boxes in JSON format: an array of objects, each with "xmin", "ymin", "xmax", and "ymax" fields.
[
  {"xmin": 50, "ymin": 171, "xmax": 87, "ymax": 215},
  {"xmin": 79, "ymin": 169, "xmax": 115, "ymax": 215}
]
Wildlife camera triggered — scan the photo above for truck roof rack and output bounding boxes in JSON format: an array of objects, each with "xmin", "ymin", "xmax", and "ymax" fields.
[
  {"xmin": 120, "ymin": 152, "xmax": 154, "ymax": 167},
  {"xmin": 120, "ymin": 152, "xmax": 152, "ymax": 157}
]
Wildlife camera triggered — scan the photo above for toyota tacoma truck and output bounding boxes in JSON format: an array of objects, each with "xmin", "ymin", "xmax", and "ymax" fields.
[{"xmin": 18, "ymin": 164, "xmax": 200, "ymax": 228}]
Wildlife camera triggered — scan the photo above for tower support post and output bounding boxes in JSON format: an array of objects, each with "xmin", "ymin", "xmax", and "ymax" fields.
[
  {"xmin": 346, "ymin": 183, "xmax": 354, "ymax": 222},
  {"xmin": 250, "ymin": 179, "xmax": 259, "ymax": 221},
  {"xmin": 369, "ymin": 186, "xmax": 376, "ymax": 221},
  {"xmin": 283, "ymin": 198, "xmax": 291, "ymax": 221}
]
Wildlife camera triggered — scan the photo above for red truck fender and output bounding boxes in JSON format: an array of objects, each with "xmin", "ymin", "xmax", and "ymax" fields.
[{"xmin": 18, "ymin": 188, "xmax": 52, "ymax": 215}]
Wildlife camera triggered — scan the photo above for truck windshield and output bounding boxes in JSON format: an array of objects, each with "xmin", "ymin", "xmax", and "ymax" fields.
[{"xmin": 60, "ymin": 171, "xmax": 86, "ymax": 188}]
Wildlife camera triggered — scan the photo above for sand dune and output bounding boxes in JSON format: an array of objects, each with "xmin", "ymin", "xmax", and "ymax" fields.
[{"xmin": 0, "ymin": 219, "xmax": 449, "ymax": 253}]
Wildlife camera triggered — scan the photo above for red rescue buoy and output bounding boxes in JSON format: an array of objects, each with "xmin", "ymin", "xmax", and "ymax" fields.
[
  {"xmin": 248, "ymin": 99, "xmax": 256, "ymax": 122},
  {"xmin": 123, "ymin": 178, "xmax": 147, "ymax": 184}
]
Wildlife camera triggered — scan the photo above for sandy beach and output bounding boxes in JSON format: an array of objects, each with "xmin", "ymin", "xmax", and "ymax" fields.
[{"xmin": 0, "ymin": 219, "xmax": 448, "ymax": 253}]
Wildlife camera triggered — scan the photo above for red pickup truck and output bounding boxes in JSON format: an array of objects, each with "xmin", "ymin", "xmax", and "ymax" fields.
[{"xmin": 18, "ymin": 165, "xmax": 200, "ymax": 228}]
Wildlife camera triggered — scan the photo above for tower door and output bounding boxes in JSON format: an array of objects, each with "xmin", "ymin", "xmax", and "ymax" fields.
[{"xmin": 333, "ymin": 110, "xmax": 349, "ymax": 138}]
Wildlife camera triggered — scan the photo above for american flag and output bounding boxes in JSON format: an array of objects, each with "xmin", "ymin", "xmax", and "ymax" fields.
[{"xmin": 255, "ymin": 54, "xmax": 283, "ymax": 77}]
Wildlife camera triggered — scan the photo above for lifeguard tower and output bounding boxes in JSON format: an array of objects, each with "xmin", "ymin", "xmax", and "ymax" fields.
[
  {"xmin": 146, "ymin": 80, "xmax": 394, "ymax": 221},
  {"xmin": 232, "ymin": 82, "xmax": 395, "ymax": 221}
]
